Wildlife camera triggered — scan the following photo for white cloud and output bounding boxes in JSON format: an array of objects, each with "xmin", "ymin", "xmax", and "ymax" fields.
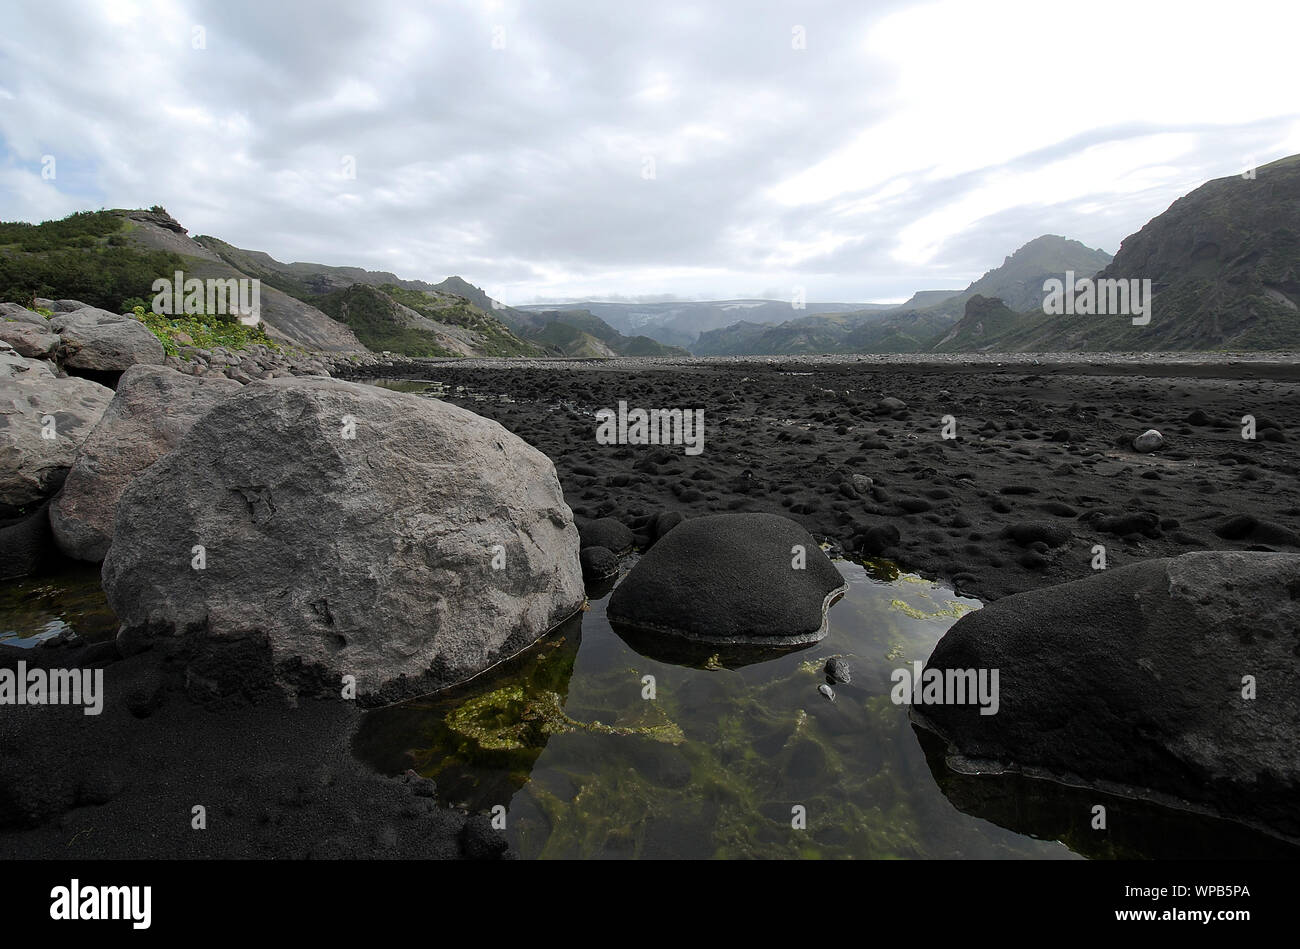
[{"xmin": 0, "ymin": 0, "xmax": 1298, "ymax": 303}]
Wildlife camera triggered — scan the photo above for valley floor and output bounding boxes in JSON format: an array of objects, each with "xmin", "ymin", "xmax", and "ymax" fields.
[
  {"xmin": 357, "ymin": 353, "xmax": 1300, "ymax": 603},
  {"xmin": 5, "ymin": 353, "xmax": 1296, "ymax": 859}
]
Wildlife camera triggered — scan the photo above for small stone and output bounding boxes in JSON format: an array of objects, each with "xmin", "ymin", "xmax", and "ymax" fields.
[
  {"xmin": 1133, "ymin": 429, "xmax": 1164, "ymax": 453},
  {"xmin": 817, "ymin": 683, "xmax": 835, "ymax": 701},
  {"xmin": 579, "ymin": 546, "xmax": 619, "ymax": 581},
  {"xmin": 825, "ymin": 658, "xmax": 851, "ymax": 684}
]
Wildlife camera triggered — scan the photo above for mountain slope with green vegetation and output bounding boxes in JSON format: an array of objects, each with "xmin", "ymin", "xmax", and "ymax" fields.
[
  {"xmin": 197, "ymin": 235, "xmax": 446, "ymax": 302},
  {"xmin": 0, "ymin": 209, "xmax": 186, "ymax": 312},
  {"xmin": 194, "ymin": 240, "xmax": 560, "ymax": 356},
  {"xmin": 531, "ymin": 320, "xmax": 617, "ymax": 357},
  {"xmin": 312, "ymin": 284, "xmax": 546, "ymax": 357},
  {"xmin": 525, "ymin": 307, "xmax": 688, "ymax": 356},
  {"xmin": 931, "ymin": 295, "xmax": 1045, "ymax": 352},
  {"xmin": 694, "ymin": 306, "xmax": 959, "ymax": 355},
  {"xmin": 432, "ymin": 276, "xmax": 546, "ymax": 334},
  {"xmin": 2, "ymin": 209, "xmax": 557, "ymax": 357}
]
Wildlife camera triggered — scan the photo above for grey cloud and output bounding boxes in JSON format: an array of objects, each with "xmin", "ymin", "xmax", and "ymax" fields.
[{"xmin": 1, "ymin": 0, "xmax": 1297, "ymax": 304}]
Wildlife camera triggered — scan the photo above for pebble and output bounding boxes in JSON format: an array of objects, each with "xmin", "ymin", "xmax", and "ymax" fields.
[{"xmin": 825, "ymin": 658, "xmax": 852, "ymax": 684}]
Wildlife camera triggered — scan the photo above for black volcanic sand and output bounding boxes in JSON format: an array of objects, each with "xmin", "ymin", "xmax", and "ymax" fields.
[
  {"xmin": 0, "ymin": 641, "xmax": 495, "ymax": 860},
  {"xmin": 363, "ymin": 356, "xmax": 1300, "ymax": 602}
]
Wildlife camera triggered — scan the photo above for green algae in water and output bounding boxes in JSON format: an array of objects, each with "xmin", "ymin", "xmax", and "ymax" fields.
[
  {"xmin": 355, "ymin": 560, "xmax": 1054, "ymax": 859},
  {"xmin": 353, "ymin": 559, "xmax": 1300, "ymax": 860},
  {"xmin": 446, "ymin": 684, "xmax": 685, "ymax": 750},
  {"xmin": 888, "ymin": 597, "xmax": 974, "ymax": 622},
  {"xmin": 0, "ymin": 564, "xmax": 117, "ymax": 649}
]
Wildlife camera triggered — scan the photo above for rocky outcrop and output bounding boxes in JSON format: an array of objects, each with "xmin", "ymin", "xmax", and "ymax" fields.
[
  {"xmin": 914, "ymin": 551, "xmax": 1300, "ymax": 841},
  {"xmin": 53, "ymin": 308, "xmax": 165, "ymax": 374},
  {"xmin": 0, "ymin": 346, "xmax": 114, "ymax": 517},
  {"xmin": 101, "ymin": 376, "xmax": 585, "ymax": 704},
  {"xmin": 49, "ymin": 365, "xmax": 241, "ymax": 562},
  {"xmin": 608, "ymin": 512, "xmax": 847, "ymax": 646}
]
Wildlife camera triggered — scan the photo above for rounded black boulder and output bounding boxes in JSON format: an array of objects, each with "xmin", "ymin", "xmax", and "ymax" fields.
[
  {"xmin": 576, "ymin": 516, "xmax": 634, "ymax": 554},
  {"xmin": 913, "ymin": 551, "xmax": 1300, "ymax": 842},
  {"xmin": 579, "ymin": 546, "xmax": 619, "ymax": 581},
  {"xmin": 607, "ymin": 512, "xmax": 847, "ymax": 646}
]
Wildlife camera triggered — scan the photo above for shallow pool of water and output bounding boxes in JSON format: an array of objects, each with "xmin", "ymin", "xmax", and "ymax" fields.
[
  {"xmin": 354, "ymin": 559, "xmax": 1066, "ymax": 858},
  {"xmin": 355, "ymin": 555, "xmax": 1300, "ymax": 859},
  {"xmin": 0, "ymin": 552, "xmax": 1289, "ymax": 857},
  {"xmin": 0, "ymin": 564, "xmax": 117, "ymax": 649}
]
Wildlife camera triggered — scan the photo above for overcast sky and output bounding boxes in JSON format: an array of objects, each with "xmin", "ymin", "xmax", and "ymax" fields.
[{"xmin": 3, "ymin": 0, "xmax": 1299, "ymax": 304}]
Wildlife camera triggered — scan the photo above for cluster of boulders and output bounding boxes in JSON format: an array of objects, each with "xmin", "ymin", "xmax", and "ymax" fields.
[
  {"xmin": 163, "ymin": 342, "xmax": 401, "ymax": 383},
  {"xmin": 3, "ymin": 297, "xmax": 585, "ymax": 704},
  {"xmin": 1, "ymin": 300, "xmax": 164, "ymax": 377},
  {"xmin": 2, "ymin": 296, "xmax": 409, "ymax": 387}
]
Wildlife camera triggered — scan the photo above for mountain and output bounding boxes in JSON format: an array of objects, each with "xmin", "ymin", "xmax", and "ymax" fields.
[
  {"xmin": 519, "ymin": 299, "xmax": 887, "ymax": 348},
  {"xmin": 118, "ymin": 210, "xmax": 370, "ymax": 351},
  {"xmin": 312, "ymin": 284, "xmax": 544, "ymax": 357},
  {"xmin": 1075, "ymin": 153, "xmax": 1300, "ymax": 350},
  {"xmin": 959, "ymin": 235, "xmax": 1113, "ymax": 312},
  {"xmin": 0, "ymin": 209, "xmax": 365, "ymax": 351},
  {"xmin": 196, "ymin": 235, "xmax": 442, "ymax": 299},
  {"xmin": 525, "ymin": 308, "xmax": 689, "ymax": 357},
  {"xmin": 1, "ymin": 209, "xmax": 560, "ymax": 357},
  {"xmin": 931, "ymin": 295, "xmax": 1041, "ymax": 352},
  {"xmin": 196, "ymin": 242, "xmax": 549, "ymax": 352},
  {"xmin": 689, "ymin": 235, "xmax": 1112, "ymax": 356},
  {"xmin": 896, "ymin": 288, "xmax": 963, "ymax": 310},
  {"xmin": 931, "ymin": 155, "xmax": 1300, "ymax": 352},
  {"xmin": 431, "ymin": 276, "xmax": 545, "ymax": 335},
  {"xmin": 690, "ymin": 320, "xmax": 771, "ymax": 356},
  {"xmin": 693, "ymin": 306, "xmax": 956, "ymax": 355}
]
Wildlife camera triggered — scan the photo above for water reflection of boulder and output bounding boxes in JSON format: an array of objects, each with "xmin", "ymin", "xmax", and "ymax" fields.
[
  {"xmin": 913, "ymin": 726, "xmax": 1300, "ymax": 859},
  {"xmin": 352, "ymin": 612, "xmax": 586, "ymax": 812},
  {"xmin": 608, "ymin": 620, "xmax": 817, "ymax": 670}
]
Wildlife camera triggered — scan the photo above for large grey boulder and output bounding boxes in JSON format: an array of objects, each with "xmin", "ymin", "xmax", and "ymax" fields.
[
  {"xmin": 0, "ymin": 303, "xmax": 51, "ymax": 326},
  {"xmin": 101, "ymin": 376, "xmax": 585, "ymax": 704},
  {"xmin": 914, "ymin": 551, "xmax": 1300, "ymax": 841},
  {"xmin": 608, "ymin": 512, "xmax": 847, "ymax": 646},
  {"xmin": 48, "ymin": 306, "xmax": 126, "ymax": 332},
  {"xmin": 54, "ymin": 309, "xmax": 165, "ymax": 373},
  {"xmin": 0, "ymin": 322, "xmax": 59, "ymax": 359},
  {"xmin": 0, "ymin": 347, "xmax": 114, "ymax": 516},
  {"xmin": 50, "ymin": 365, "xmax": 242, "ymax": 562}
]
